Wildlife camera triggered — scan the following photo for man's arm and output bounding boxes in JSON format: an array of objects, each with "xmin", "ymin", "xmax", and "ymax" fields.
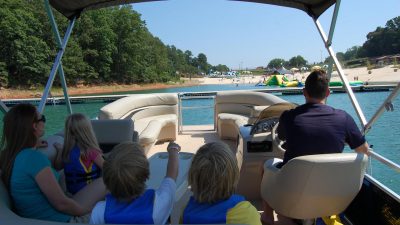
[
  {"xmin": 277, "ymin": 111, "xmax": 288, "ymax": 141},
  {"xmin": 355, "ymin": 142, "xmax": 370, "ymax": 155}
]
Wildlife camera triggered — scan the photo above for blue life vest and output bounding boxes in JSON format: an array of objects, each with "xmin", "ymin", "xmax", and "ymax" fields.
[
  {"xmin": 104, "ymin": 189, "xmax": 155, "ymax": 224},
  {"xmin": 64, "ymin": 145, "xmax": 101, "ymax": 194},
  {"xmin": 183, "ymin": 194, "xmax": 245, "ymax": 224}
]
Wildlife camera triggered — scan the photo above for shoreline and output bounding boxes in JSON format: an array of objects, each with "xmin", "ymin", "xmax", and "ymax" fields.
[{"xmin": 1, "ymin": 66, "xmax": 399, "ymax": 100}]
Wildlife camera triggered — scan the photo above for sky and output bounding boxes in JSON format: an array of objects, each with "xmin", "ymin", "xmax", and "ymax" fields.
[{"xmin": 132, "ymin": 0, "xmax": 400, "ymax": 69}]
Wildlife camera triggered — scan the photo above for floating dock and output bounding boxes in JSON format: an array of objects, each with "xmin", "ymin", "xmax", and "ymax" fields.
[{"xmin": 2, "ymin": 84, "xmax": 397, "ymax": 107}]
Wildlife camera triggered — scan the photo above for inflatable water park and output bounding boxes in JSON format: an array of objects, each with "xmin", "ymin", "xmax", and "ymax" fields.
[{"xmin": 256, "ymin": 74, "xmax": 364, "ymax": 87}]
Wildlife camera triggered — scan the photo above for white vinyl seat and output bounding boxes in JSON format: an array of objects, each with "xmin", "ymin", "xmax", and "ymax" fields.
[{"xmin": 261, "ymin": 153, "xmax": 368, "ymax": 220}]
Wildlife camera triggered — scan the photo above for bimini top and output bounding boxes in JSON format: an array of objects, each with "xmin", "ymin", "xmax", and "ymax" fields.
[{"xmin": 50, "ymin": 0, "xmax": 335, "ymax": 20}]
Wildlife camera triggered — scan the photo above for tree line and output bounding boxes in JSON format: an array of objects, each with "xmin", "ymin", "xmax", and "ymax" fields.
[
  {"xmin": 0, "ymin": 0, "xmax": 229, "ymax": 88},
  {"xmin": 267, "ymin": 16, "xmax": 400, "ymax": 69},
  {"xmin": 326, "ymin": 16, "xmax": 400, "ymax": 67}
]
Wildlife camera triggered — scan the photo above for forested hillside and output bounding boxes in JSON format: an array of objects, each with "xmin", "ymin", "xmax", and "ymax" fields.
[
  {"xmin": 0, "ymin": 0, "xmax": 220, "ymax": 88},
  {"xmin": 328, "ymin": 16, "xmax": 400, "ymax": 63}
]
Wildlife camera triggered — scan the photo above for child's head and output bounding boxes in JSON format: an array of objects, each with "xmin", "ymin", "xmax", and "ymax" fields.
[
  {"xmin": 103, "ymin": 141, "xmax": 149, "ymax": 201},
  {"xmin": 62, "ymin": 113, "xmax": 99, "ymax": 160},
  {"xmin": 188, "ymin": 142, "xmax": 239, "ymax": 204}
]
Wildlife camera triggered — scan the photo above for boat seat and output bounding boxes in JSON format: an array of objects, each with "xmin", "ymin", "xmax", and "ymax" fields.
[
  {"xmin": 37, "ymin": 119, "xmax": 136, "ymax": 167},
  {"xmin": 99, "ymin": 93, "xmax": 178, "ymax": 155},
  {"xmin": 91, "ymin": 119, "xmax": 137, "ymax": 153},
  {"xmin": 215, "ymin": 91, "xmax": 286, "ymax": 140},
  {"xmin": 261, "ymin": 153, "xmax": 368, "ymax": 220},
  {"xmin": 217, "ymin": 113, "xmax": 249, "ymax": 139}
]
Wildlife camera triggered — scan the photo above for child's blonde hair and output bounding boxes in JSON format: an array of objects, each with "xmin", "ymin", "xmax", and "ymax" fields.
[
  {"xmin": 103, "ymin": 142, "xmax": 149, "ymax": 201},
  {"xmin": 62, "ymin": 113, "xmax": 100, "ymax": 161},
  {"xmin": 188, "ymin": 142, "xmax": 239, "ymax": 203}
]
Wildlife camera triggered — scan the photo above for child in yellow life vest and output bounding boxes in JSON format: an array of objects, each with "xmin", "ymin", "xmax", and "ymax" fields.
[
  {"xmin": 182, "ymin": 142, "xmax": 261, "ymax": 225},
  {"xmin": 54, "ymin": 113, "xmax": 104, "ymax": 194}
]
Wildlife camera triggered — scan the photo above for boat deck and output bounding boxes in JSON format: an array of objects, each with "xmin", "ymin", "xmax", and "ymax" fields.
[{"xmin": 148, "ymin": 125, "xmax": 236, "ymax": 157}]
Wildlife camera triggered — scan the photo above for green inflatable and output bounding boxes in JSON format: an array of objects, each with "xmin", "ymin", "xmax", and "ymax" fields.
[{"xmin": 329, "ymin": 81, "xmax": 363, "ymax": 87}]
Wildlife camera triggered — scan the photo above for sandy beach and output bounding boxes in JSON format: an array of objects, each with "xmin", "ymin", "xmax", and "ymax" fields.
[
  {"xmin": 1, "ymin": 66, "xmax": 399, "ymax": 99},
  {"xmin": 194, "ymin": 65, "xmax": 400, "ymax": 85}
]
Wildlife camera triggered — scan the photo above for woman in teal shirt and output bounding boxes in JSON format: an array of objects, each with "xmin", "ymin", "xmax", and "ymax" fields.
[{"xmin": 0, "ymin": 104, "xmax": 106, "ymax": 222}]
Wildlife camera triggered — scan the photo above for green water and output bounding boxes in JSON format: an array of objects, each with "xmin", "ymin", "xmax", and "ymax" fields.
[{"xmin": 1, "ymin": 84, "xmax": 399, "ymax": 194}]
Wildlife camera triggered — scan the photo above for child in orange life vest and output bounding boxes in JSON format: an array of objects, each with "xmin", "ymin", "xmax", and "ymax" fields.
[
  {"xmin": 54, "ymin": 113, "xmax": 104, "ymax": 195},
  {"xmin": 182, "ymin": 142, "xmax": 261, "ymax": 225},
  {"xmin": 90, "ymin": 141, "xmax": 181, "ymax": 224}
]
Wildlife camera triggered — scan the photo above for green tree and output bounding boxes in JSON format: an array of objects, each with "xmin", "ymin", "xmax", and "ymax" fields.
[
  {"xmin": 0, "ymin": 0, "xmax": 51, "ymax": 87},
  {"xmin": 212, "ymin": 64, "xmax": 229, "ymax": 73},
  {"xmin": 0, "ymin": 62, "xmax": 8, "ymax": 88},
  {"xmin": 361, "ymin": 16, "xmax": 400, "ymax": 57},
  {"xmin": 267, "ymin": 58, "xmax": 286, "ymax": 68},
  {"xmin": 288, "ymin": 55, "xmax": 307, "ymax": 68},
  {"xmin": 197, "ymin": 53, "xmax": 208, "ymax": 73}
]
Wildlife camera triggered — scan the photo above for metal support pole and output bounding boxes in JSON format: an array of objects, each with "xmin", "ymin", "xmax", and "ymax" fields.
[
  {"xmin": 327, "ymin": 0, "xmax": 341, "ymax": 47},
  {"xmin": 38, "ymin": 17, "xmax": 76, "ymax": 114},
  {"xmin": 0, "ymin": 100, "xmax": 9, "ymax": 113},
  {"xmin": 314, "ymin": 19, "xmax": 368, "ymax": 127},
  {"xmin": 44, "ymin": 0, "xmax": 72, "ymax": 114},
  {"xmin": 363, "ymin": 82, "xmax": 400, "ymax": 134},
  {"xmin": 178, "ymin": 93, "xmax": 183, "ymax": 134},
  {"xmin": 327, "ymin": 57, "xmax": 334, "ymax": 80}
]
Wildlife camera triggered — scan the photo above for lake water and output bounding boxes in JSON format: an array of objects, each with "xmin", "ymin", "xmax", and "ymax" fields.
[{"xmin": 1, "ymin": 84, "xmax": 399, "ymax": 194}]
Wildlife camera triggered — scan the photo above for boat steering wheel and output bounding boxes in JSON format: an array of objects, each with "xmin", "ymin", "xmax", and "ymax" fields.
[{"xmin": 271, "ymin": 121, "xmax": 285, "ymax": 151}]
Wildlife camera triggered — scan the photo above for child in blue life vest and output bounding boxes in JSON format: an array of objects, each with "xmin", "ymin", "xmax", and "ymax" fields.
[
  {"xmin": 89, "ymin": 141, "xmax": 181, "ymax": 224},
  {"xmin": 182, "ymin": 142, "xmax": 261, "ymax": 225},
  {"xmin": 54, "ymin": 113, "xmax": 104, "ymax": 194}
]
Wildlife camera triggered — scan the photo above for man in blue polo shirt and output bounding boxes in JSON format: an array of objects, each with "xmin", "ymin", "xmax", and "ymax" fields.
[
  {"xmin": 261, "ymin": 69, "xmax": 369, "ymax": 225},
  {"xmin": 278, "ymin": 69, "xmax": 369, "ymax": 166}
]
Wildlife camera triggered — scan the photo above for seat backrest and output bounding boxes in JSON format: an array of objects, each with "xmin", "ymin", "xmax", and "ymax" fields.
[
  {"xmin": 215, "ymin": 91, "xmax": 285, "ymax": 116},
  {"xmin": 254, "ymin": 102, "xmax": 297, "ymax": 124},
  {"xmin": 261, "ymin": 153, "xmax": 368, "ymax": 219},
  {"xmin": 91, "ymin": 119, "xmax": 135, "ymax": 153},
  {"xmin": 98, "ymin": 93, "xmax": 178, "ymax": 120}
]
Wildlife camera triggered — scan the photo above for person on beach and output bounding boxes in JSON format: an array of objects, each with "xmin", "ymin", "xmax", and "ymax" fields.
[
  {"xmin": 182, "ymin": 142, "xmax": 261, "ymax": 225},
  {"xmin": 261, "ymin": 69, "xmax": 369, "ymax": 225},
  {"xmin": 0, "ymin": 104, "xmax": 106, "ymax": 223},
  {"xmin": 54, "ymin": 113, "xmax": 104, "ymax": 195},
  {"xmin": 90, "ymin": 141, "xmax": 181, "ymax": 224}
]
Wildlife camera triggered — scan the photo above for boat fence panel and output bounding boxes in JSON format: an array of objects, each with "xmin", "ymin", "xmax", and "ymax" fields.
[{"xmin": 178, "ymin": 93, "xmax": 216, "ymax": 133}]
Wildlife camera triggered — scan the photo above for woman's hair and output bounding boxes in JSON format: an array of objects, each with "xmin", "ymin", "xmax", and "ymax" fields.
[
  {"xmin": 62, "ymin": 113, "xmax": 100, "ymax": 161},
  {"xmin": 103, "ymin": 142, "xmax": 149, "ymax": 201},
  {"xmin": 0, "ymin": 104, "xmax": 39, "ymax": 189},
  {"xmin": 188, "ymin": 142, "xmax": 239, "ymax": 203}
]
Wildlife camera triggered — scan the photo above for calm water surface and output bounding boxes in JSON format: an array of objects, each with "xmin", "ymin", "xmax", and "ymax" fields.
[{"xmin": 1, "ymin": 84, "xmax": 399, "ymax": 193}]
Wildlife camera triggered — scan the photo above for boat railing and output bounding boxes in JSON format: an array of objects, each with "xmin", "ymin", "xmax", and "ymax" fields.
[
  {"xmin": 369, "ymin": 150, "xmax": 400, "ymax": 174},
  {"xmin": 178, "ymin": 92, "xmax": 217, "ymax": 133}
]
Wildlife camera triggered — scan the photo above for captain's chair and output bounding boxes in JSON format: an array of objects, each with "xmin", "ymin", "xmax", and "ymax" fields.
[{"xmin": 261, "ymin": 153, "xmax": 368, "ymax": 220}]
